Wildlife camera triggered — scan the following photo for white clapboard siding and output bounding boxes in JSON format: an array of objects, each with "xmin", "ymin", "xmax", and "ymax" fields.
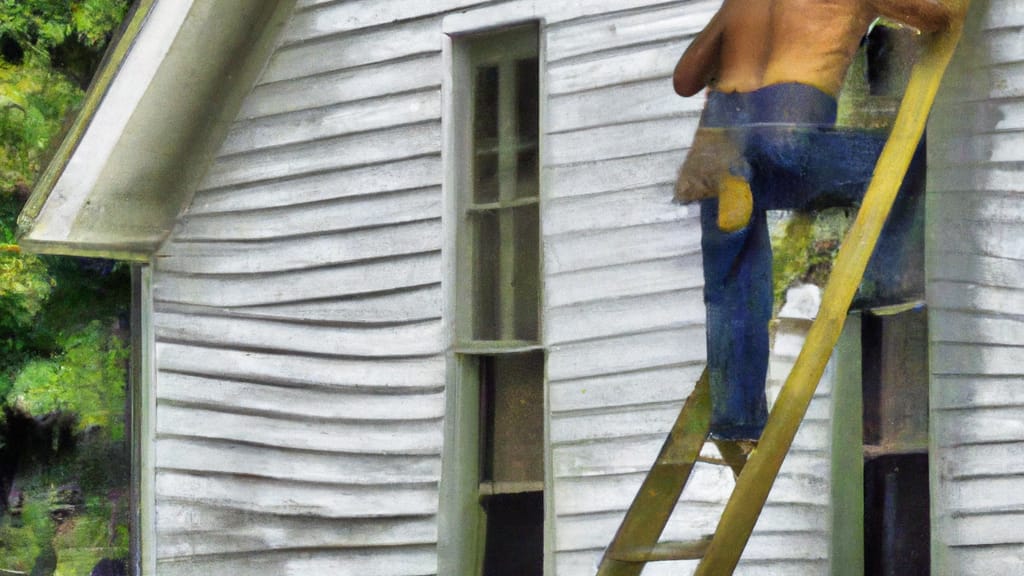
[
  {"xmin": 547, "ymin": 148, "xmax": 682, "ymax": 200},
  {"xmin": 547, "ymin": 116, "xmax": 698, "ymax": 166},
  {"xmin": 548, "ymin": 76, "xmax": 705, "ymax": 134},
  {"xmin": 157, "ymin": 372, "xmax": 445, "ymax": 423},
  {"xmin": 190, "ymin": 155, "xmax": 442, "ymax": 214},
  {"xmin": 153, "ymin": 252, "xmax": 442, "ymax": 307},
  {"xmin": 155, "ymin": 437, "xmax": 442, "ymax": 485},
  {"xmin": 154, "ymin": 546, "xmax": 439, "ymax": 576},
  {"xmin": 156, "ymin": 501, "xmax": 436, "ymax": 555},
  {"xmin": 146, "ymin": 0, "xmax": 843, "ymax": 574},
  {"xmin": 928, "ymin": 2, "xmax": 1024, "ymax": 574},
  {"xmin": 156, "ymin": 219, "xmax": 443, "ymax": 276},
  {"xmin": 151, "ymin": 3, "xmax": 458, "ymax": 573},
  {"xmin": 200, "ymin": 121, "xmax": 441, "ymax": 190},
  {"xmin": 173, "ymin": 284, "xmax": 444, "ymax": 325},
  {"xmin": 545, "ymin": 253, "xmax": 705, "ymax": 308},
  {"xmin": 172, "ymin": 188, "xmax": 441, "ymax": 242},
  {"xmin": 240, "ymin": 53, "xmax": 442, "ymax": 120},
  {"xmin": 285, "ymin": 0, "xmax": 490, "ymax": 43},
  {"xmin": 154, "ymin": 311, "xmax": 444, "ymax": 357},
  {"xmin": 260, "ymin": 17, "xmax": 442, "ymax": 85},
  {"xmin": 157, "ymin": 342, "xmax": 444, "ymax": 391},
  {"xmin": 223, "ymin": 89, "xmax": 441, "ymax": 155}
]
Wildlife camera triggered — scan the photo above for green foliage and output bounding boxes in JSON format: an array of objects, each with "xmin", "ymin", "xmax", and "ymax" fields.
[
  {"xmin": 0, "ymin": 58, "xmax": 83, "ymax": 190},
  {"xmin": 0, "ymin": 251, "xmax": 53, "ymax": 327},
  {"xmin": 53, "ymin": 494, "xmax": 130, "ymax": 575},
  {"xmin": 0, "ymin": 494, "xmax": 56, "ymax": 572},
  {"xmin": 7, "ymin": 321, "xmax": 128, "ymax": 438},
  {"xmin": 770, "ymin": 208, "xmax": 853, "ymax": 315},
  {"xmin": 0, "ymin": 0, "xmax": 130, "ymax": 189},
  {"xmin": 0, "ymin": 2, "xmax": 132, "ymax": 572},
  {"xmin": 0, "ymin": 0, "xmax": 129, "ymax": 54}
]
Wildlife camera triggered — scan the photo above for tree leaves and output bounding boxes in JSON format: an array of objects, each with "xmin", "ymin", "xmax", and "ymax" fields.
[{"xmin": 6, "ymin": 321, "xmax": 128, "ymax": 439}]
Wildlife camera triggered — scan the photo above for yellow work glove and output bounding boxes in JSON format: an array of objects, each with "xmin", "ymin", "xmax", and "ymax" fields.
[{"xmin": 717, "ymin": 175, "xmax": 753, "ymax": 232}]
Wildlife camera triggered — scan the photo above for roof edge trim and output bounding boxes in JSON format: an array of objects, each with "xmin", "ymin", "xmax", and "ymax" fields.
[
  {"xmin": 18, "ymin": 0, "xmax": 158, "ymax": 232},
  {"xmin": 18, "ymin": 238, "xmax": 154, "ymax": 262}
]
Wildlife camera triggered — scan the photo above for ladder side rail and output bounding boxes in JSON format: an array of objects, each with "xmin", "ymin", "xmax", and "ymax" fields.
[{"xmin": 596, "ymin": 371, "xmax": 712, "ymax": 576}]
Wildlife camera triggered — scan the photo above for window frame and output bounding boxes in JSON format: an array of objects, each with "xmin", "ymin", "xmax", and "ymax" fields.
[
  {"xmin": 130, "ymin": 264, "xmax": 157, "ymax": 575},
  {"xmin": 438, "ymin": 17, "xmax": 551, "ymax": 576},
  {"xmin": 454, "ymin": 26, "xmax": 542, "ymax": 350}
]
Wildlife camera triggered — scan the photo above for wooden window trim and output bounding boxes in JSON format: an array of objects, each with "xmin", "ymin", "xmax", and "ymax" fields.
[{"xmin": 439, "ymin": 20, "xmax": 550, "ymax": 576}]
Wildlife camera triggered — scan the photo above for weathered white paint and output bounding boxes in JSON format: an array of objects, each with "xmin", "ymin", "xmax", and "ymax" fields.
[
  {"xmin": 154, "ymin": 252, "xmax": 442, "ymax": 307},
  {"xmin": 190, "ymin": 155, "xmax": 443, "ymax": 214},
  {"xmin": 173, "ymin": 187, "xmax": 442, "ymax": 242},
  {"xmin": 156, "ymin": 220, "xmax": 443, "ymax": 275},
  {"xmin": 241, "ymin": 53, "xmax": 443, "ymax": 120},
  {"xmin": 928, "ymin": 1, "xmax": 1024, "ymax": 574},
  {"xmin": 201, "ymin": 121, "xmax": 441, "ymax": 190}
]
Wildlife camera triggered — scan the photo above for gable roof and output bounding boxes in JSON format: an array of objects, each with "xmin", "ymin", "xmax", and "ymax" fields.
[{"xmin": 18, "ymin": 0, "xmax": 296, "ymax": 260}]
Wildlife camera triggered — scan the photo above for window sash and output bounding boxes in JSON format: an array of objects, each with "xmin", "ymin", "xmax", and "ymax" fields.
[{"xmin": 458, "ymin": 24, "xmax": 540, "ymax": 345}]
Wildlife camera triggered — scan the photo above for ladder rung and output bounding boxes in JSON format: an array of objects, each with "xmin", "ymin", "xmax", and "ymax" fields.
[
  {"xmin": 695, "ymin": 455, "xmax": 731, "ymax": 466},
  {"xmin": 610, "ymin": 538, "xmax": 713, "ymax": 563}
]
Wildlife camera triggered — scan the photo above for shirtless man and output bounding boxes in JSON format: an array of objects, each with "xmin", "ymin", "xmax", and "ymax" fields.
[
  {"xmin": 675, "ymin": 0, "xmax": 956, "ymax": 97},
  {"xmin": 674, "ymin": 0, "xmax": 964, "ymax": 441}
]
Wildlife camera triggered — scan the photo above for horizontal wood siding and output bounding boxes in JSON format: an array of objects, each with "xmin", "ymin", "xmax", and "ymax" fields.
[
  {"xmin": 928, "ymin": 3, "xmax": 1024, "ymax": 574},
  {"xmin": 151, "ymin": 2, "xmax": 459, "ymax": 573},
  {"xmin": 151, "ymin": 0, "xmax": 835, "ymax": 574}
]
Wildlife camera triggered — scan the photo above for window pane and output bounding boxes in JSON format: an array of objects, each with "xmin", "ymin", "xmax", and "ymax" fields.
[
  {"xmin": 864, "ymin": 454, "xmax": 930, "ymax": 576},
  {"xmin": 516, "ymin": 58, "xmax": 539, "ymax": 141},
  {"xmin": 472, "ymin": 210, "xmax": 501, "ymax": 341},
  {"xmin": 474, "ymin": 65, "xmax": 499, "ymax": 144},
  {"xmin": 513, "ymin": 206, "xmax": 540, "ymax": 341},
  {"xmin": 482, "ymin": 491, "xmax": 544, "ymax": 576},
  {"xmin": 480, "ymin": 352, "xmax": 544, "ymax": 484},
  {"xmin": 514, "ymin": 57, "xmax": 539, "ymax": 201},
  {"xmin": 474, "ymin": 151, "xmax": 500, "ymax": 204},
  {"xmin": 515, "ymin": 146, "xmax": 539, "ymax": 201}
]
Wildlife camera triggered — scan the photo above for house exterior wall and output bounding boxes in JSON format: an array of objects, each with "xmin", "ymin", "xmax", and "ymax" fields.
[
  {"xmin": 147, "ymin": 0, "xmax": 831, "ymax": 574},
  {"xmin": 928, "ymin": 1, "xmax": 1024, "ymax": 574}
]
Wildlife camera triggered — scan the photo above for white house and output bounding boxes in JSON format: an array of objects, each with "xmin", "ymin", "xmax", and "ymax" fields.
[{"xmin": 17, "ymin": 0, "xmax": 1024, "ymax": 574}]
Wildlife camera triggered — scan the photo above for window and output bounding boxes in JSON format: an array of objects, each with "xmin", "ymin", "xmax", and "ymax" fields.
[
  {"xmin": 444, "ymin": 23, "xmax": 545, "ymax": 576},
  {"xmin": 457, "ymin": 24, "xmax": 541, "ymax": 347}
]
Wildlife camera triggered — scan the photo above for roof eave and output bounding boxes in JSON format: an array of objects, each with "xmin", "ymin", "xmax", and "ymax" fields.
[{"xmin": 18, "ymin": 0, "xmax": 298, "ymax": 260}]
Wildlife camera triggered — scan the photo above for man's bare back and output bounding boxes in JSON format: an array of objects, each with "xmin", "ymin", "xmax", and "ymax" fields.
[{"xmin": 675, "ymin": 0, "xmax": 955, "ymax": 97}]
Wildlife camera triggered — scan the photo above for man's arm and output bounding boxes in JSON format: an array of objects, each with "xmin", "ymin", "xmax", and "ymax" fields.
[
  {"xmin": 869, "ymin": 0, "xmax": 967, "ymax": 32},
  {"xmin": 673, "ymin": 8, "xmax": 725, "ymax": 96}
]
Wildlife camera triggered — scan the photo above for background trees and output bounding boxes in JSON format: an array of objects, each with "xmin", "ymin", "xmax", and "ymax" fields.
[{"xmin": 0, "ymin": 1, "xmax": 133, "ymax": 574}]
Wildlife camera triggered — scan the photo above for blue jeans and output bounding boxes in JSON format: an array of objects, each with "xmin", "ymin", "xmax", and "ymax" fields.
[{"xmin": 698, "ymin": 83, "xmax": 924, "ymax": 439}]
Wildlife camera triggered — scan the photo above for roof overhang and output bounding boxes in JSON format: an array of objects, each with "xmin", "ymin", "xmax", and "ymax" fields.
[{"xmin": 18, "ymin": 0, "xmax": 296, "ymax": 261}]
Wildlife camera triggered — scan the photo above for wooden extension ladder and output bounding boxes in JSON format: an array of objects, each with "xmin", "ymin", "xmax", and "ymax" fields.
[{"xmin": 596, "ymin": 15, "xmax": 968, "ymax": 576}]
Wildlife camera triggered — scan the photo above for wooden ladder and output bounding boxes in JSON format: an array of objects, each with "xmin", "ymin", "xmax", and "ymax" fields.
[{"xmin": 596, "ymin": 15, "xmax": 968, "ymax": 576}]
